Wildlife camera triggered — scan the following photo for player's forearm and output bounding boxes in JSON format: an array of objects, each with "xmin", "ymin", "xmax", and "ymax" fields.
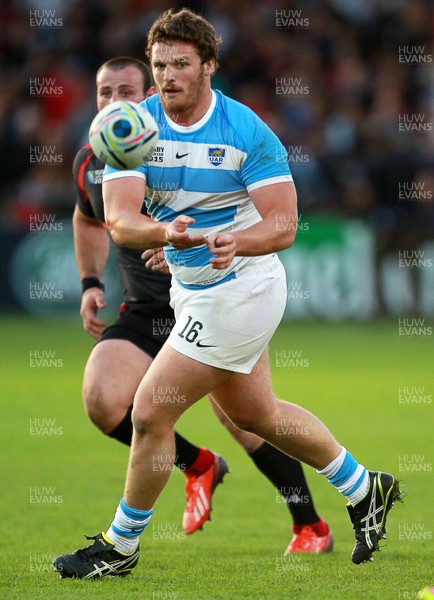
[
  {"xmin": 106, "ymin": 212, "xmax": 168, "ymax": 249},
  {"xmin": 233, "ymin": 213, "xmax": 297, "ymax": 256},
  {"xmin": 103, "ymin": 177, "xmax": 168, "ymax": 249},
  {"xmin": 73, "ymin": 207, "xmax": 109, "ymax": 280}
]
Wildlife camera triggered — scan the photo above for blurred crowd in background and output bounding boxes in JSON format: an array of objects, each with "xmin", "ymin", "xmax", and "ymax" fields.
[{"xmin": 1, "ymin": 0, "xmax": 433, "ymax": 246}]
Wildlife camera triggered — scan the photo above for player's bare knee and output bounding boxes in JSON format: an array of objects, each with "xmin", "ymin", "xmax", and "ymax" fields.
[
  {"xmin": 82, "ymin": 380, "xmax": 111, "ymax": 430},
  {"xmin": 131, "ymin": 410, "xmax": 148, "ymax": 436},
  {"xmin": 131, "ymin": 406, "xmax": 167, "ymax": 438},
  {"xmin": 131, "ymin": 416, "xmax": 166, "ymax": 438}
]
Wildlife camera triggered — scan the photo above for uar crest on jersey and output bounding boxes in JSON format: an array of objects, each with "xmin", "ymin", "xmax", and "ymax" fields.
[{"xmin": 208, "ymin": 147, "xmax": 226, "ymax": 166}]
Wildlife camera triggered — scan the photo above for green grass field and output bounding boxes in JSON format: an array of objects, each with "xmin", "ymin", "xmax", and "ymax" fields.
[{"xmin": 0, "ymin": 315, "xmax": 432, "ymax": 599}]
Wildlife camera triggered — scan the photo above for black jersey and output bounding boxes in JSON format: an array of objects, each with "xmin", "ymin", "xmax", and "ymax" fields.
[{"xmin": 72, "ymin": 144, "xmax": 171, "ymax": 307}]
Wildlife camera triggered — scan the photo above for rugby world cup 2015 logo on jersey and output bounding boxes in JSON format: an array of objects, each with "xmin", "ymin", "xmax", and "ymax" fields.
[
  {"xmin": 208, "ymin": 147, "xmax": 225, "ymax": 166},
  {"xmin": 87, "ymin": 169, "xmax": 104, "ymax": 185}
]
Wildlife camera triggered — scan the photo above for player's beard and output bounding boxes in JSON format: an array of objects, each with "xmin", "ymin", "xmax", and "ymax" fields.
[{"xmin": 159, "ymin": 65, "xmax": 206, "ymax": 123}]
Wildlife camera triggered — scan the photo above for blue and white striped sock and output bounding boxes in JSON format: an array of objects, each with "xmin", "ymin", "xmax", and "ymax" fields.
[
  {"xmin": 106, "ymin": 498, "xmax": 154, "ymax": 554},
  {"xmin": 317, "ymin": 446, "xmax": 369, "ymax": 506}
]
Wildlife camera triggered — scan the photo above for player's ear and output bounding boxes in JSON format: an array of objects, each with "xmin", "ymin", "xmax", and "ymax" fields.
[
  {"xmin": 203, "ymin": 60, "xmax": 215, "ymax": 78},
  {"xmin": 145, "ymin": 86, "xmax": 157, "ymax": 98}
]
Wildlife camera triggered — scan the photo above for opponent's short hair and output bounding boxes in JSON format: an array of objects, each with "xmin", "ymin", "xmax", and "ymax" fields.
[
  {"xmin": 146, "ymin": 8, "xmax": 221, "ymax": 67},
  {"xmin": 96, "ymin": 57, "xmax": 152, "ymax": 93}
]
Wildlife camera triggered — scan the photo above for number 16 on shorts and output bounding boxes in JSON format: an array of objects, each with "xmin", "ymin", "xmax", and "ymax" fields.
[{"xmin": 178, "ymin": 315, "xmax": 216, "ymax": 349}]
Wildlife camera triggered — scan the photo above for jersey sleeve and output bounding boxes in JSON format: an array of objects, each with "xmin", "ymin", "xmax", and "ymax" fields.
[
  {"xmin": 240, "ymin": 118, "xmax": 293, "ymax": 193},
  {"xmin": 72, "ymin": 146, "xmax": 96, "ymax": 218},
  {"xmin": 103, "ymin": 163, "xmax": 147, "ymax": 183}
]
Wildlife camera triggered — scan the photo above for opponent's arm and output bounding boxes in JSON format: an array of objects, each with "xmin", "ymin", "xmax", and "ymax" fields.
[
  {"xmin": 141, "ymin": 248, "xmax": 170, "ymax": 273},
  {"xmin": 73, "ymin": 205, "xmax": 109, "ymax": 279},
  {"xmin": 73, "ymin": 205, "xmax": 109, "ymax": 338}
]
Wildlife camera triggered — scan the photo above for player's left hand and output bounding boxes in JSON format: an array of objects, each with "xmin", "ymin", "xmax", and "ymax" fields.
[
  {"xmin": 141, "ymin": 248, "xmax": 170, "ymax": 273},
  {"xmin": 166, "ymin": 215, "xmax": 207, "ymax": 250},
  {"xmin": 207, "ymin": 233, "xmax": 236, "ymax": 269}
]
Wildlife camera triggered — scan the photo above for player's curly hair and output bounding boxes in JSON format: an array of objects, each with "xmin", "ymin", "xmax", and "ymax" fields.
[{"xmin": 146, "ymin": 8, "xmax": 221, "ymax": 67}]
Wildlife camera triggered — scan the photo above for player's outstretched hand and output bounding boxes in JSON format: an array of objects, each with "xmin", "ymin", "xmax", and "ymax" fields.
[
  {"xmin": 165, "ymin": 215, "xmax": 206, "ymax": 250},
  {"xmin": 207, "ymin": 233, "xmax": 236, "ymax": 270},
  {"xmin": 80, "ymin": 288, "xmax": 107, "ymax": 339},
  {"xmin": 141, "ymin": 248, "xmax": 170, "ymax": 273}
]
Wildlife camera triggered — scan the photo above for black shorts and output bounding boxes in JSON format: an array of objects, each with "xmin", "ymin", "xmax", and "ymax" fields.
[{"xmin": 98, "ymin": 302, "xmax": 175, "ymax": 359}]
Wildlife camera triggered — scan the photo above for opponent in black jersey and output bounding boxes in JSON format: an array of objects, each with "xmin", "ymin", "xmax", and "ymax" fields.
[
  {"xmin": 70, "ymin": 57, "xmax": 332, "ymax": 549},
  {"xmin": 73, "ymin": 144, "xmax": 171, "ymax": 308}
]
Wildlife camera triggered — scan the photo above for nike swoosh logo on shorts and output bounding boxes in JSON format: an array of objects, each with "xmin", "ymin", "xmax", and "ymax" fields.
[{"xmin": 196, "ymin": 341, "xmax": 217, "ymax": 348}]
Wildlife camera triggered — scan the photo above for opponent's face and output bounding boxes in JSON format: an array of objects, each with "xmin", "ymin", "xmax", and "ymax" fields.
[
  {"xmin": 96, "ymin": 66, "xmax": 146, "ymax": 110},
  {"xmin": 151, "ymin": 41, "xmax": 214, "ymax": 119}
]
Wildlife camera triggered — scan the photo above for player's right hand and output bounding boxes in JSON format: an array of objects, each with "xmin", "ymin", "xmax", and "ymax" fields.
[
  {"xmin": 165, "ymin": 215, "xmax": 206, "ymax": 250},
  {"xmin": 80, "ymin": 288, "xmax": 107, "ymax": 339}
]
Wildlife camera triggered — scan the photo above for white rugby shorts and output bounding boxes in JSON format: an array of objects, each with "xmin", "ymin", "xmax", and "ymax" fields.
[{"xmin": 167, "ymin": 256, "xmax": 287, "ymax": 374}]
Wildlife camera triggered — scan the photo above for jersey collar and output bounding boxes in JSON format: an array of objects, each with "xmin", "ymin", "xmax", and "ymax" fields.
[{"xmin": 163, "ymin": 90, "xmax": 216, "ymax": 133}]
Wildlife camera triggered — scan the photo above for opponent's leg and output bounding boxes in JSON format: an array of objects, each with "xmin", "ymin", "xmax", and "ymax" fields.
[
  {"xmin": 82, "ymin": 339, "xmax": 206, "ymax": 469},
  {"xmin": 83, "ymin": 339, "xmax": 150, "ymax": 434}
]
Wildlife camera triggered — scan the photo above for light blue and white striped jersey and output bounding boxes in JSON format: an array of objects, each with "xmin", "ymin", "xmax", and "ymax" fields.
[{"xmin": 104, "ymin": 90, "xmax": 293, "ymax": 290}]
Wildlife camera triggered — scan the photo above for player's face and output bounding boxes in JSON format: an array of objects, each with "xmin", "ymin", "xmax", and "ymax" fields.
[
  {"xmin": 96, "ymin": 66, "xmax": 146, "ymax": 110},
  {"xmin": 151, "ymin": 41, "xmax": 214, "ymax": 122}
]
